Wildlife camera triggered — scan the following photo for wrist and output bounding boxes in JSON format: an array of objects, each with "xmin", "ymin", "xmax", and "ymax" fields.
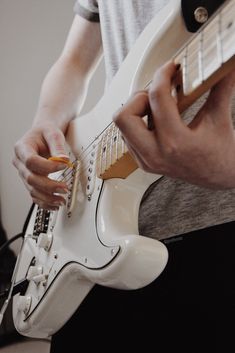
[{"xmin": 33, "ymin": 106, "xmax": 70, "ymax": 133}]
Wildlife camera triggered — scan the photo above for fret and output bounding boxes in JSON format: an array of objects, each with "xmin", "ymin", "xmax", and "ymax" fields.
[
  {"xmin": 217, "ymin": 10, "xmax": 223, "ymax": 65},
  {"xmin": 178, "ymin": 35, "xmax": 203, "ymax": 95},
  {"xmin": 114, "ymin": 127, "xmax": 118, "ymax": 160},
  {"xmin": 116, "ymin": 128, "xmax": 122, "ymax": 160},
  {"xmin": 221, "ymin": 1, "xmax": 235, "ymax": 63},
  {"xmin": 182, "ymin": 47, "xmax": 189, "ymax": 94},
  {"xmin": 99, "ymin": 128, "xmax": 108, "ymax": 176},
  {"xmin": 97, "ymin": 123, "xmax": 129, "ymax": 177},
  {"xmin": 201, "ymin": 15, "xmax": 221, "ymax": 81},
  {"xmin": 117, "ymin": 127, "xmax": 126, "ymax": 159},
  {"xmin": 99, "ymin": 0, "xmax": 235, "ymax": 179},
  {"xmin": 116, "ymin": 126, "xmax": 124, "ymax": 160},
  {"xmin": 97, "ymin": 123, "xmax": 137, "ymax": 179},
  {"xmin": 105, "ymin": 125, "xmax": 113, "ymax": 169},
  {"xmin": 174, "ymin": 0, "xmax": 235, "ymax": 98},
  {"xmin": 198, "ymin": 31, "xmax": 204, "ymax": 83},
  {"xmin": 109, "ymin": 123, "xmax": 118, "ymax": 166}
]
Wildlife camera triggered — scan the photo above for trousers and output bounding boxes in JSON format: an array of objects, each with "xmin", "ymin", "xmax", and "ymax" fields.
[{"xmin": 50, "ymin": 221, "xmax": 235, "ymax": 353}]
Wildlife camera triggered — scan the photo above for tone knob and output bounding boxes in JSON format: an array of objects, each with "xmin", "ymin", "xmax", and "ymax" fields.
[
  {"xmin": 27, "ymin": 265, "xmax": 43, "ymax": 280},
  {"xmin": 17, "ymin": 295, "xmax": 32, "ymax": 315}
]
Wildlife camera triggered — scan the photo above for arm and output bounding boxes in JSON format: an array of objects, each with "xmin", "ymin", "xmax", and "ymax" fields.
[
  {"xmin": 12, "ymin": 15, "xmax": 102, "ymax": 210},
  {"xmin": 114, "ymin": 61, "xmax": 235, "ymax": 189}
]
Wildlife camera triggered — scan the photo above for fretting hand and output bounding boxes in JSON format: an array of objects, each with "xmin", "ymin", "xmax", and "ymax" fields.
[{"xmin": 113, "ymin": 61, "xmax": 235, "ymax": 189}]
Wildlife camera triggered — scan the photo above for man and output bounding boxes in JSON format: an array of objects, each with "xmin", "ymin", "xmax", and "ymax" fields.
[{"xmin": 12, "ymin": 1, "xmax": 235, "ymax": 352}]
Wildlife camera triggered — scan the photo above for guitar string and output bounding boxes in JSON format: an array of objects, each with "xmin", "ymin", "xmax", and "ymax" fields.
[
  {"xmin": 59, "ymin": 47, "xmax": 235, "ymax": 189},
  {"xmin": 31, "ymin": 1, "xmax": 234, "ymax": 197},
  {"xmin": 8, "ymin": 0, "xmax": 233, "ymax": 320},
  {"xmin": 58, "ymin": 11, "xmax": 235, "ymax": 187}
]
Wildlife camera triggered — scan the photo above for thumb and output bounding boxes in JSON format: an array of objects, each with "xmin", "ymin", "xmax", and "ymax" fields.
[{"xmin": 42, "ymin": 125, "xmax": 69, "ymax": 159}]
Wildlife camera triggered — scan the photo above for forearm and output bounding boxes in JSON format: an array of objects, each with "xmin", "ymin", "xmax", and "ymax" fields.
[
  {"xmin": 33, "ymin": 16, "xmax": 102, "ymax": 133},
  {"xmin": 33, "ymin": 55, "xmax": 91, "ymax": 133},
  {"xmin": 12, "ymin": 15, "xmax": 102, "ymax": 210}
]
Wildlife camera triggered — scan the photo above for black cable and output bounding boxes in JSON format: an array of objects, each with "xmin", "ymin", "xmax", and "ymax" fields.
[
  {"xmin": 0, "ymin": 202, "xmax": 35, "ymax": 257},
  {"xmin": 0, "ymin": 278, "xmax": 29, "ymax": 299},
  {"xmin": 0, "ymin": 233, "xmax": 23, "ymax": 257},
  {"xmin": 0, "ymin": 203, "xmax": 35, "ymax": 299}
]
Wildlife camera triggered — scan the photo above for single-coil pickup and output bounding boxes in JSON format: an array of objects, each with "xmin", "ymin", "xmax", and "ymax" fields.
[
  {"xmin": 67, "ymin": 161, "xmax": 80, "ymax": 216},
  {"xmin": 86, "ymin": 144, "xmax": 97, "ymax": 197}
]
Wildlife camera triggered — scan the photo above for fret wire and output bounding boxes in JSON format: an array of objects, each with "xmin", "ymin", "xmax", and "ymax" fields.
[
  {"xmin": 187, "ymin": 33, "xmax": 227, "ymax": 66},
  {"xmin": 115, "ymin": 127, "xmax": 119, "ymax": 161},
  {"xmin": 121, "ymin": 131, "xmax": 125, "ymax": 155},
  {"xmin": 217, "ymin": 9, "xmax": 223, "ymax": 65},
  {"xmin": 100, "ymin": 130, "xmax": 107, "ymax": 175},
  {"xmin": 54, "ymin": 1, "xmax": 235, "ymax": 185},
  {"xmin": 106, "ymin": 125, "xmax": 111, "ymax": 168},
  {"xmin": 110, "ymin": 123, "xmax": 115, "ymax": 166},
  {"xmin": 182, "ymin": 47, "xmax": 188, "ymax": 94},
  {"xmin": 106, "ymin": 126, "xmax": 112, "ymax": 170},
  {"xmin": 199, "ymin": 28, "xmax": 204, "ymax": 82}
]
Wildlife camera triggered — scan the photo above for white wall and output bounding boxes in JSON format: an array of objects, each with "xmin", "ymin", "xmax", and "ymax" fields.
[{"xmin": 0, "ymin": 0, "xmax": 104, "ymax": 251}]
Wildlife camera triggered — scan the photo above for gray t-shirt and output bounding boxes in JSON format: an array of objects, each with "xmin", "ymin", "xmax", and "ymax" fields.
[{"xmin": 74, "ymin": 0, "xmax": 235, "ymax": 240}]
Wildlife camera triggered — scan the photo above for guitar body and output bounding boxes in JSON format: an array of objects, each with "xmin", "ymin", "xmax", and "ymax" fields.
[{"xmin": 12, "ymin": 0, "xmax": 197, "ymax": 338}]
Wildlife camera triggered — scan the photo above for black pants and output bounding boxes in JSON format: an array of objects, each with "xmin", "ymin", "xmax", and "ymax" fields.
[{"xmin": 50, "ymin": 221, "xmax": 235, "ymax": 353}]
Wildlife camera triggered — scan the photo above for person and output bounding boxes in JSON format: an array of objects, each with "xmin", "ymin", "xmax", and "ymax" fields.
[{"xmin": 12, "ymin": 0, "xmax": 235, "ymax": 352}]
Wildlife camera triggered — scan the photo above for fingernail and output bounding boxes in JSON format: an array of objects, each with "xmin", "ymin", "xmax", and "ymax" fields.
[{"xmin": 56, "ymin": 163, "xmax": 68, "ymax": 170}]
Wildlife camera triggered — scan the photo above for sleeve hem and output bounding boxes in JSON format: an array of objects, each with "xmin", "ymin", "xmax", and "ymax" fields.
[{"xmin": 73, "ymin": 3, "xmax": 100, "ymax": 22}]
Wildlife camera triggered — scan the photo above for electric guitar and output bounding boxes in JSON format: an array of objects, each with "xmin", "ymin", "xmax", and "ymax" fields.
[{"xmin": 12, "ymin": 0, "xmax": 235, "ymax": 338}]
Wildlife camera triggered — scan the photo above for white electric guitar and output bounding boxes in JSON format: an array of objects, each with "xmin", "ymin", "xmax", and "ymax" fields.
[{"xmin": 11, "ymin": 0, "xmax": 235, "ymax": 338}]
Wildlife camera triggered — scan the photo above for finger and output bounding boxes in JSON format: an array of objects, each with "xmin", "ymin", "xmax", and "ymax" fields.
[
  {"xmin": 13, "ymin": 156, "xmax": 68, "ymax": 195},
  {"xmin": 149, "ymin": 61, "xmax": 186, "ymax": 135},
  {"xmin": 14, "ymin": 148, "xmax": 68, "ymax": 176},
  {"xmin": 113, "ymin": 90, "xmax": 150, "ymax": 127},
  {"xmin": 123, "ymin": 137, "xmax": 157, "ymax": 173},
  {"xmin": 30, "ymin": 187, "xmax": 66, "ymax": 209},
  {"xmin": 42, "ymin": 127, "xmax": 69, "ymax": 158},
  {"xmin": 27, "ymin": 174, "xmax": 68, "ymax": 209},
  {"xmin": 113, "ymin": 91, "xmax": 159, "ymax": 158},
  {"xmin": 27, "ymin": 173, "xmax": 69, "ymax": 197},
  {"xmin": 33, "ymin": 199, "xmax": 60, "ymax": 211}
]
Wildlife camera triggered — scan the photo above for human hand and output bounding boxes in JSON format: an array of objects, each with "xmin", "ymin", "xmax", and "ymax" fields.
[
  {"xmin": 113, "ymin": 61, "xmax": 235, "ymax": 189},
  {"xmin": 12, "ymin": 121, "xmax": 70, "ymax": 210}
]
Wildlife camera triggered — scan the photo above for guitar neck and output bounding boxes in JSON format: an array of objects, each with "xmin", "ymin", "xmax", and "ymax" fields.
[
  {"xmin": 175, "ymin": 0, "xmax": 235, "ymax": 112},
  {"xmin": 98, "ymin": 0, "xmax": 235, "ymax": 180}
]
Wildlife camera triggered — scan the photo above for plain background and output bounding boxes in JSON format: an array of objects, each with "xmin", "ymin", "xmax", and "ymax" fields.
[
  {"xmin": 0, "ymin": 0, "xmax": 104, "ymax": 253},
  {"xmin": 0, "ymin": 1, "xmax": 104, "ymax": 351}
]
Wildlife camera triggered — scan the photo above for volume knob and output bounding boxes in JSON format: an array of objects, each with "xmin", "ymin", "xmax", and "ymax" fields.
[{"xmin": 38, "ymin": 232, "xmax": 53, "ymax": 251}]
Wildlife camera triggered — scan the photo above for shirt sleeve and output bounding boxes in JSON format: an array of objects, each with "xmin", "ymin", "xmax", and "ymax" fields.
[{"xmin": 73, "ymin": 0, "xmax": 99, "ymax": 22}]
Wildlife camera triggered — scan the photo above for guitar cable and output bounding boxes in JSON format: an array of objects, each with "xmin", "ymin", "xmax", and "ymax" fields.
[
  {"xmin": 0, "ymin": 233, "xmax": 25, "ymax": 300},
  {"xmin": 0, "ymin": 232, "xmax": 24, "ymax": 258},
  {"xmin": 0, "ymin": 204, "xmax": 35, "ymax": 325},
  {"xmin": 0, "ymin": 278, "xmax": 29, "ymax": 300}
]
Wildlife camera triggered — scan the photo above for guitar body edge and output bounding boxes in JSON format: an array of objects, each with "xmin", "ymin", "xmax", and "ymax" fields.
[{"xmin": 12, "ymin": 0, "xmax": 191, "ymax": 339}]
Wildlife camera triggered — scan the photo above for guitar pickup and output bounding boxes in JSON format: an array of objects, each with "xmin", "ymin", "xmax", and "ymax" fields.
[{"xmin": 66, "ymin": 160, "xmax": 81, "ymax": 217}]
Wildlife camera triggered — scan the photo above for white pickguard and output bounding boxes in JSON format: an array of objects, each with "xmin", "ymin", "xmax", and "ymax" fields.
[{"xmin": 12, "ymin": 0, "xmax": 194, "ymax": 338}]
